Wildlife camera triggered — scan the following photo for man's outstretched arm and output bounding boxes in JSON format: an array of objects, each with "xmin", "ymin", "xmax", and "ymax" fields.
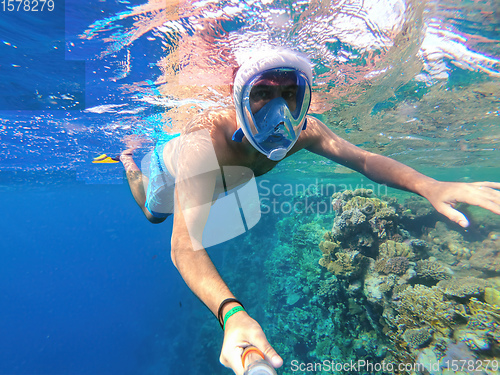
[
  {"xmin": 171, "ymin": 186, "xmax": 283, "ymax": 375},
  {"xmin": 304, "ymin": 117, "xmax": 500, "ymax": 227}
]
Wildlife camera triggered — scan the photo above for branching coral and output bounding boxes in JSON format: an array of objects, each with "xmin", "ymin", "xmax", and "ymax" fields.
[
  {"xmin": 394, "ymin": 285, "xmax": 456, "ymax": 335},
  {"xmin": 466, "ymin": 297, "xmax": 500, "ymax": 344}
]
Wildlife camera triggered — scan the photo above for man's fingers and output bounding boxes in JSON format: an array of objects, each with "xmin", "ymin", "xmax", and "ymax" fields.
[
  {"xmin": 251, "ymin": 338, "xmax": 283, "ymax": 368},
  {"xmin": 463, "ymin": 186, "xmax": 500, "ymax": 215},
  {"xmin": 220, "ymin": 346, "xmax": 245, "ymax": 375},
  {"xmin": 436, "ymin": 203, "xmax": 469, "ymax": 228},
  {"xmin": 474, "ymin": 184, "xmax": 500, "ymax": 202},
  {"xmin": 472, "ymin": 181, "xmax": 500, "ymax": 190}
]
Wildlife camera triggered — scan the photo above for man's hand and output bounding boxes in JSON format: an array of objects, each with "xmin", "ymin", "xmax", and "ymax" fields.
[
  {"xmin": 423, "ymin": 181, "xmax": 500, "ymax": 227},
  {"xmin": 220, "ymin": 312, "xmax": 283, "ymax": 375}
]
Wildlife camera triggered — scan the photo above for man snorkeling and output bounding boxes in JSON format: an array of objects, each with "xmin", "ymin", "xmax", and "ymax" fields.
[{"xmin": 119, "ymin": 49, "xmax": 500, "ymax": 375}]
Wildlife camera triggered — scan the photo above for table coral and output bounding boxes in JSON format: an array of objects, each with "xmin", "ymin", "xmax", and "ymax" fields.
[
  {"xmin": 416, "ymin": 259, "xmax": 452, "ymax": 282},
  {"xmin": 437, "ymin": 277, "xmax": 488, "ymax": 298}
]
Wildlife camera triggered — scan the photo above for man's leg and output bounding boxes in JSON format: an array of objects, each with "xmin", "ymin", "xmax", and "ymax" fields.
[{"xmin": 120, "ymin": 153, "xmax": 166, "ymax": 224}]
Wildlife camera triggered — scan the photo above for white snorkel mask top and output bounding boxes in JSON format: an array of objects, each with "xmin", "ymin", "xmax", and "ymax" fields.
[{"xmin": 232, "ymin": 49, "xmax": 313, "ymax": 161}]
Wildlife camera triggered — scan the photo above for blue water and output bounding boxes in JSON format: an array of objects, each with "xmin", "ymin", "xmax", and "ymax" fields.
[
  {"xmin": 0, "ymin": 180, "xmax": 185, "ymax": 374},
  {"xmin": 1, "ymin": 0, "xmax": 499, "ymax": 374}
]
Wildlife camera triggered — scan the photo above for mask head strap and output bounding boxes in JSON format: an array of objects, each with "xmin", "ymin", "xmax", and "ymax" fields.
[{"xmin": 232, "ymin": 128, "xmax": 244, "ymax": 142}]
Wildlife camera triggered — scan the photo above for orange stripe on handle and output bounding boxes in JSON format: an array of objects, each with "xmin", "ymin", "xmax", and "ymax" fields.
[{"xmin": 241, "ymin": 346, "xmax": 265, "ymax": 368}]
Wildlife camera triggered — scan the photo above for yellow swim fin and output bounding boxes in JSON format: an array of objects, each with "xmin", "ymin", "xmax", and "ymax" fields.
[{"xmin": 92, "ymin": 154, "xmax": 120, "ymax": 164}]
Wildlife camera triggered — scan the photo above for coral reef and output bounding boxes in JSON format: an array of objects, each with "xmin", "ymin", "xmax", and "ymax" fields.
[
  {"xmin": 465, "ymin": 297, "xmax": 500, "ymax": 346},
  {"xmin": 375, "ymin": 256, "xmax": 410, "ymax": 275},
  {"xmin": 415, "ymin": 259, "xmax": 453, "ymax": 283},
  {"xmin": 256, "ymin": 187, "xmax": 500, "ymax": 375},
  {"xmin": 403, "ymin": 327, "xmax": 432, "ymax": 348},
  {"xmin": 470, "ymin": 232, "xmax": 500, "ymax": 274},
  {"xmin": 329, "ymin": 189, "xmax": 400, "ymax": 254},
  {"xmin": 425, "ymin": 221, "xmax": 474, "ymax": 263},
  {"xmin": 378, "ymin": 240, "xmax": 415, "ymax": 259},
  {"xmin": 330, "ymin": 189, "xmax": 500, "ymax": 370},
  {"xmin": 437, "ymin": 277, "xmax": 488, "ymax": 298},
  {"xmin": 394, "ymin": 284, "xmax": 456, "ymax": 334},
  {"xmin": 325, "ymin": 251, "xmax": 369, "ymax": 279}
]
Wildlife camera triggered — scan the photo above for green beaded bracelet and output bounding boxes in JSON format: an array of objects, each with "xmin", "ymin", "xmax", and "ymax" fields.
[{"xmin": 223, "ymin": 306, "xmax": 245, "ymax": 330}]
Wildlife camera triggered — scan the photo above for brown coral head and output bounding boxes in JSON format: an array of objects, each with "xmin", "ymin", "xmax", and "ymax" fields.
[
  {"xmin": 402, "ymin": 327, "xmax": 432, "ymax": 349},
  {"xmin": 375, "ymin": 257, "xmax": 410, "ymax": 275}
]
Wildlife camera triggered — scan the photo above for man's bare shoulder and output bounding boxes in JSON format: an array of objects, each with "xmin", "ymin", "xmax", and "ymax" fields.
[
  {"xmin": 183, "ymin": 107, "xmax": 237, "ymax": 136},
  {"xmin": 174, "ymin": 106, "xmax": 246, "ymax": 166}
]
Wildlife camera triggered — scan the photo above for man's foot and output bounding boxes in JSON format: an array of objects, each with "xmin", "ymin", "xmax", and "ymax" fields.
[{"xmin": 120, "ymin": 152, "xmax": 141, "ymax": 172}]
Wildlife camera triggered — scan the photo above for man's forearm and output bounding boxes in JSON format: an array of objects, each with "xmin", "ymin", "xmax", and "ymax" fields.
[
  {"xmin": 361, "ymin": 152, "xmax": 438, "ymax": 198},
  {"xmin": 172, "ymin": 241, "xmax": 242, "ymax": 322}
]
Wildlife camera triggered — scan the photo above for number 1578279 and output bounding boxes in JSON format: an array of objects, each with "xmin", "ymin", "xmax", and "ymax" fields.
[{"xmin": 2, "ymin": 0, "xmax": 54, "ymax": 12}]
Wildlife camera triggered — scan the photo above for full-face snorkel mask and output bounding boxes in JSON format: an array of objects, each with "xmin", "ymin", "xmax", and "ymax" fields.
[{"xmin": 233, "ymin": 50, "xmax": 313, "ymax": 161}]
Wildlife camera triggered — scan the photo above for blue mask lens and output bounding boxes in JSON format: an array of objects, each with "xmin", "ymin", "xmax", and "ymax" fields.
[{"xmin": 252, "ymin": 97, "xmax": 295, "ymax": 143}]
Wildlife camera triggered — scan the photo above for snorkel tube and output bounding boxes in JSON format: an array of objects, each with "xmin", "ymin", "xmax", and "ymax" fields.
[{"xmin": 242, "ymin": 346, "xmax": 278, "ymax": 375}]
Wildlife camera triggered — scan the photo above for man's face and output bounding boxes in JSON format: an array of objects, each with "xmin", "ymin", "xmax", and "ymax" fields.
[{"xmin": 248, "ymin": 71, "xmax": 298, "ymax": 114}]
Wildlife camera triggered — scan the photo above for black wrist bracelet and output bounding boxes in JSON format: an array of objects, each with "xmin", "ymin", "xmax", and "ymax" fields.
[{"xmin": 217, "ymin": 298, "xmax": 244, "ymax": 329}]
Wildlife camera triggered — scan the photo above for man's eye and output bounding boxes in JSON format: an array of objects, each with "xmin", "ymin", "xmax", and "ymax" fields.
[
  {"xmin": 282, "ymin": 91, "xmax": 296, "ymax": 101},
  {"xmin": 252, "ymin": 89, "xmax": 271, "ymax": 101}
]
